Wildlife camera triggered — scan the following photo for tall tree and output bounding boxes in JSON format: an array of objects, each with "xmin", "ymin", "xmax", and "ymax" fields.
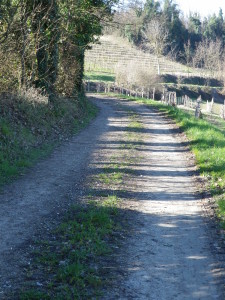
[
  {"xmin": 162, "ymin": 0, "xmax": 187, "ymax": 54},
  {"xmin": 59, "ymin": 0, "xmax": 114, "ymax": 96},
  {"xmin": 143, "ymin": 0, "xmax": 161, "ymax": 23},
  {"xmin": 203, "ymin": 11, "xmax": 224, "ymax": 44},
  {"xmin": 188, "ymin": 13, "xmax": 202, "ymax": 48}
]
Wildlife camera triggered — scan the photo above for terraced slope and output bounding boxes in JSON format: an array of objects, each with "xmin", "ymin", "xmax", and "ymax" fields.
[{"xmin": 85, "ymin": 35, "xmax": 188, "ymax": 75}]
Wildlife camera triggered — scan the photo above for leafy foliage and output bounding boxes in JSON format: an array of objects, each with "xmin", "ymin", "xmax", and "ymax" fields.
[{"xmin": 0, "ymin": 0, "xmax": 117, "ymax": 100}]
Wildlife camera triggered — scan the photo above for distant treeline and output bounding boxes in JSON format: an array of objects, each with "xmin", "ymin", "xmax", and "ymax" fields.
[{"xmin": 110, "ymin": 0, "xmax": 225, "ymax": 74}]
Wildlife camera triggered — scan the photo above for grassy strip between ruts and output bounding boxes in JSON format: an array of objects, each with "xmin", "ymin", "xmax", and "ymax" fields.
[
  {"xmin": 104, "ymin": 93, "xmax": 225, "ymax": 230},
  {"xmin": 18, "ymin": 109, "xmax": 143, "ymax": 299},
  {"xmin": 19, "ymin": 199, "xmax": 120, "ymax": 300}
]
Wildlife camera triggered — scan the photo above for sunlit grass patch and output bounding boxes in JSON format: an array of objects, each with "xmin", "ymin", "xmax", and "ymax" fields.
[
  {"xmin": 98, "ymin": 171, "xmax": 123, "ymax": 185},
  {"xmin": 84, "ymin": 71, "xmax": 115, "ymax": 83},
  {"xmin": 20, "ymin": 196, "xmax": 120, "ymax": 299}
]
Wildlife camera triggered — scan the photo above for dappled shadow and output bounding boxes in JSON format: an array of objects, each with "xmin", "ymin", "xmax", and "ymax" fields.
[
  {"xmin": 97, "ymin": 146, "xmax": 189, "ymax": 153},
  {"xmin": 87, "ymin": 97, "xmax": 225, "ymax": 299},
  {"xmin": 88, "ymin": 187, "xmax": 201, "ymax": 202},
  {"xmin": 108, "ymin": 125, "xmax": 181, "ymax": 135},
  {"xmin": 98, "ymin": 140, "xmax": 190, "ymax": 147},
  {"xmin": 96, "ymin": 140, "xmax": 190, "ymax": 153},
  {"xmin": 98, "ymin": 203, "xmax": 225, "ymax": 299},
  {"xmin": 93, "ymin": 162, "xmax": 190, "ymax": 167},
  {"xmin": 91, "ymin": 166, "xmax": 195, "ymax": 178}
]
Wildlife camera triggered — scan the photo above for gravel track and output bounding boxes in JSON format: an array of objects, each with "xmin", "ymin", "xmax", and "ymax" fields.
[
  {"xmin": 101, "ymin": 97, "xmax": 225, "ymax": 299},
  {"xmin": 0, "ymin": 95, "xmax": 224, "ymax": 299}
]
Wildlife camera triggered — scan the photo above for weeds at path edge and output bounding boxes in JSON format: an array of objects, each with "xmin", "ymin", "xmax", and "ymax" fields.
[{"xmin": 103, "ymin": 93, "xmax": 225, "ymax": 230}]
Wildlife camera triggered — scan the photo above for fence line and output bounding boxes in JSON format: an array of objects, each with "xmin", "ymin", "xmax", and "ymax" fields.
[
  {"xmin": 85, "ymin": 81, "xmax": 156, "ymax": 100},
  {"xmin": 84, "ymin": 80, "xmax": 225, "ymax": 120}
]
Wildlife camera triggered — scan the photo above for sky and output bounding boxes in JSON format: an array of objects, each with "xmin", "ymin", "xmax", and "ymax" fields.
[{"xmin": 174, "ymin": 0, "xmax": 225, "ymax": 18}]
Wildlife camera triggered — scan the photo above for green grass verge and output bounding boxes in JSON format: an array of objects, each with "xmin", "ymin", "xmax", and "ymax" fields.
[{"xmin": 84, "ymin": 71, "xmax": 115, "ymax": 83}]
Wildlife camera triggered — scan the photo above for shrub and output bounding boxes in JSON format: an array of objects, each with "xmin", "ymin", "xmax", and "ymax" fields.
[{"xmin": 115, "ymin": 61, "xmax": 161, "ymax": 91}]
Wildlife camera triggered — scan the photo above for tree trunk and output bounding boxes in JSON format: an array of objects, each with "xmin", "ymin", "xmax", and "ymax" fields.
[
  {"xmin": 20, "ymin": 2, "xmax": 28, "ymax": 88},
  {"xmin": 33, "ymin": 0, "xmax": 60, "ymax": 100},
  {"xmin": 73, "ymin": 47, "xmax": 85, "ymax": 97},
  {"xmin": 48, "ymin": 0, "xmax": 60, "ymax": 101}
]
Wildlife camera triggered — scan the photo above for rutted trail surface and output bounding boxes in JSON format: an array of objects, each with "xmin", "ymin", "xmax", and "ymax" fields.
[
  {"xmin": 101, "ymin": 97, "xmax": 225, "ymax": 299},
  {"xmin": 0, "ymin": 95, "xmax": 224, "ymax": 299},
  {"xmin": 0, "ymin": 96, "xmax": 115, "ymax": 297}
]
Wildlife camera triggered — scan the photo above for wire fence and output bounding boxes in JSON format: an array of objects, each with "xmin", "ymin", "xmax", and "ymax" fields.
[{"xmin": 85, "ymin": 81, "xmax": 157, "ymax": 99}]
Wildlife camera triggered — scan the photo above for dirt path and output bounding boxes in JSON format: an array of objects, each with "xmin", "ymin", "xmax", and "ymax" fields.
[
  {"xmin": 100, "ymin": 98, "xmax": 225, "ymax": 299},
  {"xmin": 0, "ymin": 95, "xmax": 224, "ymax": 299},
  {"xmin": 0, "ymin": 96, "xmax": 117, "ymax": 297}
]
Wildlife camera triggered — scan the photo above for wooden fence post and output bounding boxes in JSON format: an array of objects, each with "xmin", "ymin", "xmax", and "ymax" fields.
[
  {"xmin": 195, "ymin": 96, "xmax": 202, "ymax": 118},
  {"xmin": 153, "ymin": 88, "xmax": 155, "ymax": 100},
  {"xmin": 182, "ymin": 96, "xmax": 184, "ymax": 105},
  {"xmin": 211, "ymin": 97, "xmax": 214, "ymax": 113},
  {"xmin": 206, "ymin": 100, "xmax": 210, "ymax": 112}
]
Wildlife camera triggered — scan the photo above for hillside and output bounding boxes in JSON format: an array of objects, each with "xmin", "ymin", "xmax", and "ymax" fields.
[
  {"xmin": 84, "ymin": 35, "xmax": 225, "ymax": 106},
  {"xmin": 85, "ymin": 35, "xmax": 190, "ymax": 75}
]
